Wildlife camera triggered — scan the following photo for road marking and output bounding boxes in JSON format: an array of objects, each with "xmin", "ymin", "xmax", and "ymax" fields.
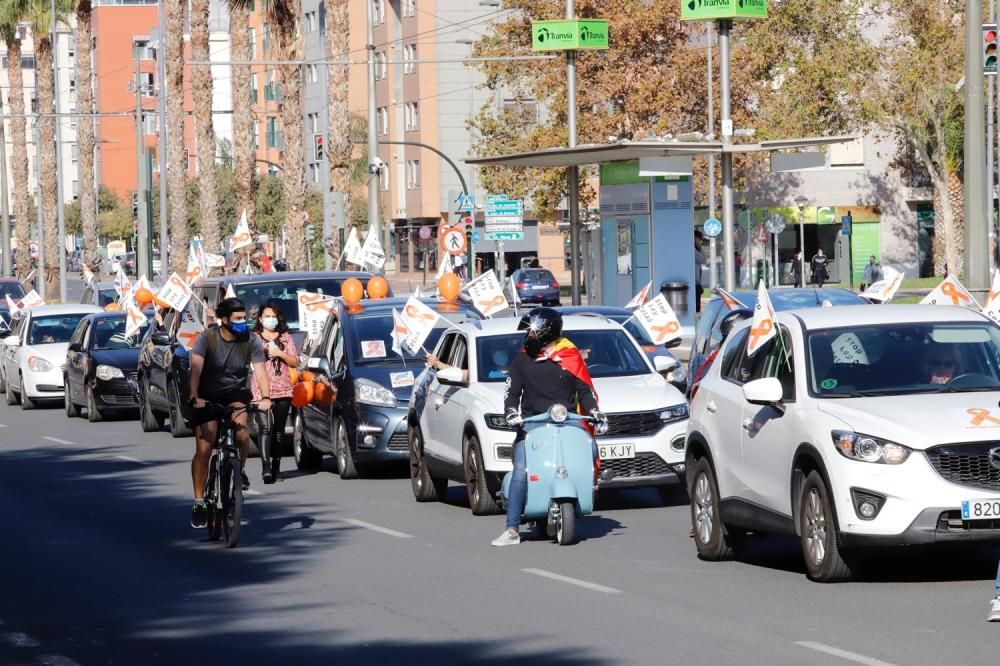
[
  {"xmin": 521, "ymin": 568, "xmax": 622, "ymax": 594},
  {"xmin": 795, "ymin": 641, "xmax": 896, "ymax": 666},
  {"xmin": 115, "ymin": 455, "xmax": 149, "ymax": 465},
  {"xmin": 42, "ymin": 436, "xmax": 73, "ymax": 445},
  {"xmin": 0, "ymin": 423, "xmax": 7, "ymax": 427},
  {"xmin": 1, "ymin": 631, "xmax": 40, "ymax": 647},
  {"xmin": 245, "ymin": 488, "xmax": 264, "ymax": 496},
  {"xmin": 39, "ymin": 656, "xmax": 83, "ymax": 666},
  {"xmin": 341, "ymin": 518, "xmax": 413, "ymax": 539}
]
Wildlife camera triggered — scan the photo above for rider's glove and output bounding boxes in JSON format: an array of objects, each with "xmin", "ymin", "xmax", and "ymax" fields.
[
  {"xmin": 505, "ymin": 407, "xmax": 523, "ymax": 427},
  {"xmin": 591, "ymin": 409, "xmax": 609, "ymax": 436}
]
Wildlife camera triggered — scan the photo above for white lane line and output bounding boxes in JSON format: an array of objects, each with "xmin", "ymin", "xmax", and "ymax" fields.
[
  {"xmin": 245, "ymin": 488, "xmax": 264, "ymax": 496},
  {"xmin": 42, "ymin": 436, "xmax": 73, "ymax": 445},
  {"xmin": 521, "ymin": 568, "xmax": 622, "ymax": 594},
  {"xmin": 795, "ymin": 641, "xmax": 896, "ymax": 666},
  {"xmin": 1, "ymin": 631, "xmax": 40, "ymax": 647},
  {"xmin": 115, "ymin": 455, "xmax": 150, "ymax": 465},
  {"xmin": 39, "ymin": 656, "xmax": 83, "ymax": 666},
  {"xmin": 341, "ymin": 518, "xmax": 413, "ymax": 539},
  {"xmin": 0, "ymin": 423, "xmax": 7, "ymax": 427}
]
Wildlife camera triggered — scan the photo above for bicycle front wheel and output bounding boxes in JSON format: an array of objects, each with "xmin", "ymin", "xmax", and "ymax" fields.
[{"xmin": 221, "ymin": 457, "xmax": 244, "ymax": 548}]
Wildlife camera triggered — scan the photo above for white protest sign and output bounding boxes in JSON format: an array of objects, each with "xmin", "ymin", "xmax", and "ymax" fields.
[
  {"xmin": 297, "ymin": 290, "xmax": 337, "ymax": 340},
  {"xmin": 361, "ymin": 228, "xmax": 386, "ymax": 268},
  {"xmin": 125, "ymin": 303, "xmax": 147, "ymax": 339},
  {"xmin": 634, "ymin": 293, "xmax": 683, "ymax": 346},
  {"xmin": 229, "ymin": 209, "xmax": 253, "ymax": 252},
  {"xmin": 6, "ymin": 294, "xmax": 23, "ymax": 316},
  {"xmin": 343, "ymin": 228, "xmax": 365, "ymax": 267},
  {"xmin": 625, "ymin": 281, "xmax": 652, "ymax": 309},
  {"xmin": 186, "ymin": 247, "xmax": 205, "ymax": 286},
  {"xmin": 465, "ymin": 270, "xmax": 508, "ymax": 317},
  {"xmin": 21, "ymin": 289, "xmax": 45, "ymax": 308},
  {"xmin": 176, "ymin": 306, "xmax": 204, "ymax": 350},
  {"xmin": 155, "ymin": 272, "xmax": 194, "ymax": 311},
  {"xmin": 920, "ymin": 275, "xmax": 979, "ymax": 309},
  {"xmin": 746, "ymin": 281, "xmax": 777, "ymax": 357},
  {"xmin": 862, "ymin": 266, "xmax": 903, "ymax": 303},
  {"xmin": 831, "ymin": 332, "xmax": 869, "ymax": 365},
  {"xmin": 399, "ymin": 296, "xmax": 440, "ymax": 354},
  {"xmin": 390, "ymin": 308, "xmax": 410, "ymax": 357}
]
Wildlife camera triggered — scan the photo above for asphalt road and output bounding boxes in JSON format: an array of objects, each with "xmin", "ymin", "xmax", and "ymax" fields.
[{"xmin": 1, "ymin": 395, "xmax": 1000, "ymax": 666}]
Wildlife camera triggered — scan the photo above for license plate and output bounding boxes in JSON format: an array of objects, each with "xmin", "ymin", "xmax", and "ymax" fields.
[
  {"xmin": 531, "ymin": 285, "xmax": 548, "ymax": 290},
  {"xmin": 598, "ymin": 443, "xmax": 635, "ymax": 460},
  {"xmin": 961, "ymin": 498, "xmax": 1000, "ymax": 520}
]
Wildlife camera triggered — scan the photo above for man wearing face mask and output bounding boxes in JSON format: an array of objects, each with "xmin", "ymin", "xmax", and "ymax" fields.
[{"xmin": 187, "ymin": 298, "xmax": 272, "ymax": 529}]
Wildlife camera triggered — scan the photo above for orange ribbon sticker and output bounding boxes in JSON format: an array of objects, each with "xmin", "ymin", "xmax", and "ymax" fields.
[
  {"xmin": 231, "ymin": 232, "xmax": 251, "ymax": 247},
  {"xmin": 967, "ymin": 408, "xmax": 1000, "ymax": 427},
  {"xmin": 169, "ymin": 274, "xmax": 187, "ymax": 289},
  {"xmin": 178, "ymin": 331, "xmax": 200, "ymax": 348},
  {"xmin": 749, "ymin": 319, "xmax": 773, "ymax": 348},
  {"xmin": 300, "ymin": 293, "xmax": 334, "ymax": 313},
  {"xmin": 477, "ymin": 295, "xmax": 507, "ymax": 310},
  {"xmin": 405, "ymin": 305, "xmax": 436, "ymax": 322},
  {"xmin": 651, "ymin": 321, "xmax": 680, "ymax": 342},
  {"xmin": 940, "ymin": 281, "xmax": 969, "ymax": 306}
]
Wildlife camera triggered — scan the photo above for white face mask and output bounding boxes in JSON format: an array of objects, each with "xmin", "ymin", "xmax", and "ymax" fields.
[{"xmin": 261, "ymin": 316, "xmax": 279, "ymax": 331}]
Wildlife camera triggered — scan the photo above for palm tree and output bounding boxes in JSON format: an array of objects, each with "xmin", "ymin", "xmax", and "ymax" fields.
[
  {"xmin": 228, "ymin": 3, "xmax": 257, "ymax": 239},
  {"xmin": 164, "ymin": 0, "xmax": 188, "ymax": 273},
  {"xmin": 326, "ymin": 0, "xmax": 350, "ymax": 253},
  {"xmin": 190, "ymin": 0, "xmax": 220, "ymax": 253},
  {"xmin": 75, "ymin": 0, "xmax": 97, "ymax": 270},
  {"xmin": 0, "ymin": 1, "xmax": 31, "ymax": 280}
]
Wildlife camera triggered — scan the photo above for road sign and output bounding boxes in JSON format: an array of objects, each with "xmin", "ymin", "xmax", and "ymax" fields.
[
  {"xmin": 418, "ymin": 226, "xmax": 431, "ymax": 241},
  {"xmin": 703, "ymin": 217, "xmax": 722, "ymax": 238},
  {"xmin": 532, "ymin": 19, "xmax": 609, "ymax": 51},
  {"xmin": 681, "ymin": 0, "xmax": 767, "ymax": 21},
  {"xmin": 485, "ymin": 201, "xmax": 523, "ymax": 216},
  {"xmin": 486, "ymin": 231, "xmax": 524, "ymax": 241},
  {"xmin": 443, "ymin": 228, "xmax": 467, "ymax": 256},
  {"xmin": 841, "ymin": 213, "xmax": 853, "ymax": 236},
  {"xmin": 456, "ymin": 193, "xmax": 475, "ymax": 212},
  {"xmin": 765, "ymin": 214, "xmax": 786, "ymax": 234},
  {"xmin": 473, "ymin": 231, "xmax": 480, "ymax": 243}
]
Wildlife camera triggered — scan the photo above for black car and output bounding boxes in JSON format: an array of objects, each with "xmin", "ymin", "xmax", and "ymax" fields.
[
  {"xmin": 65, "ymin": 311, "xmax": 151, "ymax": 422},
  {"xmin": 687, "ymin": 287, "xmax": 869, "ymax": 395},
  {"xmin": 509, "ymin": 268, "xmax": 561, "ymax": 306},
  {"xmin": 80, "ymin": 281, "xmax": 119, "ymax": 307},
  {"xmin": 137, "ymin": 305, "xmax": 197, "ymax": 436},
  {"xmin": 294, "ymin": 297, "xmax": 480, "ymax": 478}
]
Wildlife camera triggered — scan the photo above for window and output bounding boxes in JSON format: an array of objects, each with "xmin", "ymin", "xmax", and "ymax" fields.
[
  {"xmin": 307, "ymin": 64, "xmax": 318, "ymax": 83},
  {"xmin": 133, "ymin": 72, "xmax": 154, "ymax": 96},
  {"xmin": 616, "ymin": 220, "xmax": 632, "ymax": 275},
  {"xmin": 375, "ymin": 51, "xmax": 387, "ymax": 80},
  {"xmin": 248, "ymin": 27, "xmax": 256, "ymax": 58},
  {"xmin": 830, "ymin": 137, "xmax": 864, "ymax": 168},
  {"xmin": 404, "ymin": 102, "xmax": 419, "ymax": 132},
  {"xmin": 264, "ymin": 72, "xmax": 282, "ymax": 102},
  {"xmin": 263, "ymin": 24, "xmax": 272, "ymax": 55},
  {"xmin": 377, "ymin": 106, "xmax": 388, "ymax": 135},
  {"xmin": 373, "ymin": 0, "xmax": 385, "ymax": 24},
  {"xmin": 309, "ymin": 162, "xmax": 320, "ymax": 184},
  {"xmin": 249, "ymin": 72, "xmax": 258, "ymax": 103},
  {"xmin": 71, "ymin": 144, "xmax": 79, "ymax": 162},
  {"xmin": 403, "ymin": 0, "xmax": 415, "ymax": 17},
  {"xmin": 502, "ymin": 98, "xmax": 539, "ymax": 124},
  {"xmin": 403, "ymin": 44, "xmax": 417, "ymax": 74},
  {"xmin": 379, "ymin": 166, "xmax": 389, "ymax": 191},
  {"xmin": 305, "ymin": 11, "xmax": 317, "ymax": 32},
  {"xmin": 142, "ymin": 114, "xmax": 158, "ymax": 135},
  {"xmin": 406, "ymin": 159, "xmax": 420, "ymax": 189},
  {"xmin": 266, "ymin": 117, "xmax": 284, "ymax": 149}
]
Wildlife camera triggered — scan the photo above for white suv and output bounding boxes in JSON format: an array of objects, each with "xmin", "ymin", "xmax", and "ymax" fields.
[
  {"xmin": 408, "ymin": 315, "xmax": 689, "ymax": 514},
  {"xmin": 687, "ymin": 304, "xmax": 1000, "ymax": 581}
]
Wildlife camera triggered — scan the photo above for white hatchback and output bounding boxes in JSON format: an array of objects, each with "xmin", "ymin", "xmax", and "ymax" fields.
[
  {"xmin": 687, "ymin": 304, "xmax": 1000, "ymax": 581},
  {"xmin": 407, "ymin": 315, "xmax": 689, "ymax": 514}
]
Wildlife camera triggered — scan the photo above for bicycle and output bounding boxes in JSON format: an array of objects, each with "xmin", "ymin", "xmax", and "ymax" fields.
[{"xmin": 203, "ymin": 402, "xmax": 262, "ymax": 548}]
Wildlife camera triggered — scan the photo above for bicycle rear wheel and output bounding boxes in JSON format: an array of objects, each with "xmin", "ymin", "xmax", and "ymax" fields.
[
  {"xmin": 206, "ymin": 457, "xmax": 222, "ymax": 542},
  {"xmin": 221, "ymin": 457, "xmax": 243, "ymax": 548}
]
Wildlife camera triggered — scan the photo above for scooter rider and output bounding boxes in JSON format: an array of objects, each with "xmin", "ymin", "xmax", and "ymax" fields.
[{"xmin": 493, "ymin": 307, "xmax": 608, "ymax": 547}]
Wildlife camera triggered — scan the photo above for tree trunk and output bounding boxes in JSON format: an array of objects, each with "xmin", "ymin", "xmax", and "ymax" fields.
[
  {"xmin": 190, "ymin": 0, "xmax": 220, "ymax": 253},
  {"xmin": 76, "ymin": 1, "xmax": 98, "ymax": 269},
  {"xmin": 326, "ymin": 0, "xmax": 351, "ymax": 239},
  {"xmin": 7, "ymin": 38, "xmax": 31, "ymax": 281},
  {"xmin": 165, "ymin": 0, "xmax": 188, "ymax": 274},
  {"xmin": 229, "ymin": 7, "xmax": 257, "ymax": 238},
  {"xmin": 35, "ymin": 36, "xmax": 59, "ymax": 300},
  {"xmin": 947, "ymin": 169, "xmax": 964, "ymax": 277},
  {"xmin": 278, "ymin": 9, "xmax": 307, "ymax": 271}
]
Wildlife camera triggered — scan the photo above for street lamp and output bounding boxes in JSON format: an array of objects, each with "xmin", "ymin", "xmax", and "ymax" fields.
[{"xmin": 795, "ymin": 195, "xmax": 808, "ymax": 287}]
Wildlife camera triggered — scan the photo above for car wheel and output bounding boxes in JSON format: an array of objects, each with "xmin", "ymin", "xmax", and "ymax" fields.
[
  {"xmin": 168, "ymin": 380, "xmax": 191, "ymax": 438},
  {"xmin": 64, "ymin": 377, "xmax": 80, "ymax": 418},
  {"xmin": 20, "ymin": 375, "xmax": 35, "ymax": 410},
  {"xmin": 6, "ymin": 374, "xmax": 19, "ymax": 405},
  {"xmin": 139, "ymin": 378, "xmax": 165, "ymax": 432},
  {"xmin": 336, "ymin": 418, "xmax": 359, "ymax": 479},
  {"xmin": 800, "ymin": 470, "xmax": 853, "ymax": 582},
  {"xmin": 464, "ymin": 434, "xmax": 500, "ymax": 515},
  {"xmin": 0, "ymin": 366, "xmax": 6, "ymax": 394},
  {"xmin": 409, "ymin": 423, "xmax": 447, "ymax": 502},
  {"xmin": 690, "ymin": 457, "xmax": 742, "ymax": 561},
  {"xmin": 86, "ymin": 385, "xmax": 104, "ymax": 422},
  {"xmin": 292, "ymin": 412, "xmax": 322, "ymax": 472}
]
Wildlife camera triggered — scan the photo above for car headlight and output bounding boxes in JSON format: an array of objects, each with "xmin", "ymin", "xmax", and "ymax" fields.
[
  {"xmin": 485, "ymin": 413, "xmax": 518, "ymax": 431},
  {"xmin": 832, "ymin": 430, "xmax": 911, "ymax": 465},
  {"xmin": 354, "ymin": 378, "xmax": 395, "ymax": 407},
  {"xmin": 96, "ymin": 365, "xmax": 125, "ymax": 381},
  {"xmin": 659, "ymin": 404, "xmax": 689, "ymax": 423},
  {"xmin": 27, "ymin": 356, "xmax": 52, "ymax": 372}
]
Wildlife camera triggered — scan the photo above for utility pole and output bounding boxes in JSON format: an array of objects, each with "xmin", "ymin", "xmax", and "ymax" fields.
[
  {"xmin": 0, "ymin": 101, "xmax": 10, "ymax": 277},
  {"xmin": 366, "ymin": 0, "xmax": 381, "ymax": 264},
  {"xmin": 990, "ymin": 0, "xmax": 996, "ymax": 271},
  {"xmin": 566, "ymin": 0, "xmax": 581, "ymax": 305},
  {"xmin": 718, "ymin": 19, "xmax": 735, "ymax": 291},
  {"xmin": 134, "ymin": 42, "xmax": 151, "ymax": 279},
  {"xmin": 34, "ymin": 121, "xmax": 44, "ymax": 296},
  {"xmin": 967, "ymin": 0, "xmax": 990, "ymax": 289},
  {"xmin": 52, "ymin": 0, "xmax": 67, "ymax": 301},
  {"xmin": 707, "ymin": 22, "xmax": 716, "ymax": 290},
  {"xmin": 155, "ymin": 6, "xmax": 169, "ymax": 266}
]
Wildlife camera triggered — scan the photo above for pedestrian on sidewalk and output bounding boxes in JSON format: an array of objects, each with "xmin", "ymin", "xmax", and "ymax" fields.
[
  {"xmin": 861, "ymin": 255, "xmax": 882, "ymax": 292},
  {"xmin": 988, "ymin": 564, "xmax": 1000, "ymax": 621},
  {"xmin": 791, "ymin": 250, "xmax": 804, "ymax": 288}
]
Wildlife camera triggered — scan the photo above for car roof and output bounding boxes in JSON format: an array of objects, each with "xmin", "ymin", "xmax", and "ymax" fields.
[
  {"xmin": 84, "ymin": 311, "xmax": 129, "ymax": 322},
  {"xmin": 202, "ymin": 271, "xmax": 373, "ymax": 286},
  {"xmin": 26, "ymin": 304, "xmax": 103, "ymax": 316},
  {"xmin": 0, "ymin": 277, "xmax": 21, "ymax": 285},
  {"xmin": 715, "ymin": 287, "xmax": 867, "ymax": 311},
  {"xmin": 458, "ymin": 313, "xmax": 623, "ymax": 336},
  {"xmin": 555, "ymin": 305, "xmax": 631, "ymax": 317},
  {"xmin": 781, "ymin": 304, "xmax": 990, "ymax": 329}
]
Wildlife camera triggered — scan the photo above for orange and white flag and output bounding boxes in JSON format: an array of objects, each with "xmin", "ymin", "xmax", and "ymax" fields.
[
  {"xmin": 747, "ymin": 281, "xmax": 777, "ymax": 357},
  {"xmin": 229, "ymin": 209, "xmax": 253, "ymax": 253},
  {"xmin": 920, "ymin": 275, "xmax": 979, "ymax": 309},
  {"xmin": 625, "ymin": 281, "xmax": 652, "ymax": 309},
  {"xmin": 21, "ymin": 289, "xmax": 45, "ymax": 308},
  {"xmin": 464, "ymin": 270, "xmax": 508, "ymax": 318},
  {"xmin": 715, "ymin": 287, "xmax": 747, "ymax": 311},
  {"xmin": 862, "ymin": 266, "xmax": 903, "ymax": 303},
  {"xmin": 981, "ymin": 270, "xmax": 1000, "ymax": 324},
  {"xmin": 82, "ymin": 264, "xmax": 95, "ymax": 285},
  {"xmin": 390, "ymin": 308, "xmax": 412, "ymax": 357},
  {"xmin": 634, "ymin": 293, "xmax": 683, "ymax": 345},
  {"xmin": 125, "ymin": 302, "xmax": 147, "ymax": 339}
]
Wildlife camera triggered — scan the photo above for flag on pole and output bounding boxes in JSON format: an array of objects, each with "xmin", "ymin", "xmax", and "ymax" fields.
[
  {"xmin": 155, "ymin": 272, "xmax": 194, "ymax": 311},
  {"xmin": 5, "ymin": 294, "xmax": 23, "ymax": 317},
  {"xmin": 634, "ymin": 293, "xmax": 683, "ymax": 345},
  {"xmin": 229, "ymin": 209, "xmax": 253, "ymax": 252},
  {"xmin": 82, "ymin": 265, "xmax": 95, "ymax": 284},
  {"xmin": 225, "ymin": 284, "xmax": 237, "ymax": 299},
  {"xmin": 186, "ymin": 246, "xmax": 205, "ymax": 285},
  {"xmin": 399, "ymin": 296, "xmax": 440, "ymax": 354},
  {"xmin": 920, "ymin": 275, "xmax": 979, "ymax": 309},
  {"xmin": 464, "ymin": 270, "xmax": 508, "ymax": 317},
  {"xmin": 125, "ymin": 302, "xmax": 148, "ymax": 339},
  {"xmin": 981, "ymin": 270, "xmax": 1000, "ymax": 324},
  {"xmin": 114, "ymin": 265, "xmax": 132, "ymax": 301},
  {"xmin": 624, "ymin": 281, "xmax": 652, "ymax": 309},
  {"xmin": 747, "ymin": 281, "xmax": 777, "ymax": 357},
  {"xmin": 861, "ymin": 266, "xmax": 903, "ymax": 303},
  {"xmin": 343, "ymin": 227, "xmax": 365, "ymax": 267},
  {"xmin": 715, "ymin": 287, "xmax": 747, "ymax": 311},
  {"xmin": 361, "ymin": 228, "xmax": 386, "ymax": 268},
  {"xmin": 390, "ymin": 308, "xmax": 411, "ymax": 358},
  {"xmin": 21, "ymin": 289, "xmax": 45, "ymax": 308}
]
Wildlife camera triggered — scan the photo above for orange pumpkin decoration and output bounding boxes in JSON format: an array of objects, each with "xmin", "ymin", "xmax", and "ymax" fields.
[
  {"xmin": 314, "ymin": 380, "xmax": 336, "ymax": 407},
  {"xmin": 439, "ymin": 272, "xmax": 461, "ymax": 302},
  {"xmin": 341, "ymin": 277, "xmax": 364, "ymax": 306},
  {"xmin": 134, "ymin": 287, "xmax": 154, "ymax": 307},
  {"xmin": 288, "ymin": 368, "xmax": 300, "ymax": 384},
  {"xmin": 301, "ymin": 370, "xmax": 315, "ymax": 384},
  {"xmin": 367, "ymin": 275, "xmax": 389, "ymax": 300},
  {"xmin": 291, "ymin": 381, "xmax": 313, "ymax": 408}
]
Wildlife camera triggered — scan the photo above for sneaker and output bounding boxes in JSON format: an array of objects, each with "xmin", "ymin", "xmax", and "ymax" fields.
[
  {"xmin": 241, "ymin": 470, "xmax": 250, "ymax": 491},
  {"xmin": 988, "ymin": 597, "xmax": 1000, "ymax": 622},
  {"xmin": 491, "ymin": 530, "xmax": 521, "ymax": 547},
  {"xmin": 191, "ymin": 501, "xmax": 208, "ymax": 528}
]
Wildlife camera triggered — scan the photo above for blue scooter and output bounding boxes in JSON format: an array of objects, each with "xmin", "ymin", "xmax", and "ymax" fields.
[{"xmin": 498, "ymin": 404, "xmax": 597, "ymax": 545}]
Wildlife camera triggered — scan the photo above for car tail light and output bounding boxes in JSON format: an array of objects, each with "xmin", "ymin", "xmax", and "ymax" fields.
[
  {"xmin": 515, "ymin": 282, "xmax": 526, "ymax": 289},
  {"xmin": 551, "ymin": 281, "xmax": 560, "ymax": 288}
]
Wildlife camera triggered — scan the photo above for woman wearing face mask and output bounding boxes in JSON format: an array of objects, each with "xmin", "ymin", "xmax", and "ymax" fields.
[{"xmin": 251, "ymin": 301, "xmax": 299, "ymax": 483}]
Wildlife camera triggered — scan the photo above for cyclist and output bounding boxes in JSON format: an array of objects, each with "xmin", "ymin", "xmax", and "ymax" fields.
[{"xmin": 188, "ymin": 297, "xmax": 272, "ymax": 528}]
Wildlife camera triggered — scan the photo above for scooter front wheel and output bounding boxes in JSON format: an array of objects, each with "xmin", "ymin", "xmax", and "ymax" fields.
[{"xmin": 556, "ymin": 500, "xmax": 576, "ymax": 545}]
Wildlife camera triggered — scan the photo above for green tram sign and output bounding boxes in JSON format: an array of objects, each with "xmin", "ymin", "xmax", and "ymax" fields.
[
  {"xmin": 681, "ymin": 0, "xmax": 767, "ymax": 21},
  {"xmin": 531, "ymin": 19, "xmax": 609, "ymax": 51}
]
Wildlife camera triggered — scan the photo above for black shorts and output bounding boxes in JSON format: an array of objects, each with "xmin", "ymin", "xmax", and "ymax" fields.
[{"xmin": 191, "ymin": 389, "xmax": 253, "ymax": 427}]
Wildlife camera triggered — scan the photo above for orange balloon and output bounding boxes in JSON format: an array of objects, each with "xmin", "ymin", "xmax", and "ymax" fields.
[
  {"xmin": 301, "ymin": 370, "xmax": 315, "ymax": 384},
  {"xmin": 288, "ymin": 368, "xmax": 300, "ymax": 384},
  {"xmin": 314, "ymin": 381, "xmax": 336, "ymax": 407},
  {"xmin": 291, "ymin": 381, "xmax": 313, "ymax": 409},
  {"xmin": 134, "ymin": 287, "xmax": 154, "ymax": 307},
  {"xmin": 439, "ymin": 273, "xmax": 461, "ymax": 302},
  {"xmin": 367, "ymin": 275, "xmax": 389, "ymax": 300},
  {"xmin": 342, "ymin": 277, "xmax": 364, "ymax": 306},
  {"xmin": 104, "ymin": 302, "xmax": 121, "ymax": 312}
]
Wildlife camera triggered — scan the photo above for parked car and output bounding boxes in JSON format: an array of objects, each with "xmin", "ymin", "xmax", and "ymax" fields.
[
  {"xmin": 1, "ymin": 304, "xmax": 102, "ymax": 409},
  {"xmin": 80, "ymin": 281, "xmax": 120, "ymax": 308},
  {"xmin": 65, "ymin": 311, "xmax": 151, "ymax": 422},
  {"xmin": 0, "ymin": 277, "xmax": 25, "ymax": 302},
  {"xmin": 0, "ymin": 304, "xmax": 12, "ymax": 392},
  {"xmin": 294, "ymin": 297, "xmax": 481, "ymax": 478},
  {"xmin": 508, "ymin": 268, "xmax": 561, "ymax": 306},
  {"xmin": 121, "ymin": 252, "xmax": 137, "ymax": 276},
  {"xmin": 688, "ymin": 287, "xmax": 869, "ymax": 395},
  {"xmin": 136, "ymin": 305, "xmax": 197, "ymax": 437},
  {"xmin": 408, "ymin": 315, "xmax": 690, "ymax": 514},
  {"xmin": 686, "ymin": 304, "xmax": 1000, "ymax": 582}
]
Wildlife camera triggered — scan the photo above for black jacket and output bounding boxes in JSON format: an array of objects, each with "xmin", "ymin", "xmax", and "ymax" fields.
[{"xmin": 503, "ymin": 351, "xmax": 598, "ymax": 418}]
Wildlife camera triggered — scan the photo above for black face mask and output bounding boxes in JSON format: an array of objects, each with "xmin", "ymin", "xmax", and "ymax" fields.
[{"xmin": 524, "ymin": 335, "xmax": 544, "ymax": 357}]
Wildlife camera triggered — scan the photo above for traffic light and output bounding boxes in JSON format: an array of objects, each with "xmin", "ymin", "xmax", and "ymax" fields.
[
  {"xmin": 985, "ymin": 24, "xmax": 997, "ymax": 75},
  {"xmin": 314, "ymin": 133, "xmax": 324, "ymax": 161},
  {"xmin": 463, "ymin": 216, "xmax": 473, "ymax": 236}
]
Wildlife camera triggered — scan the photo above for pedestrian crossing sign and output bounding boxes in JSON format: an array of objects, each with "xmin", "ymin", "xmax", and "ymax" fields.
[{"xmin": 457, "ymin": 194, "xmax": 475, "ymax": 213}]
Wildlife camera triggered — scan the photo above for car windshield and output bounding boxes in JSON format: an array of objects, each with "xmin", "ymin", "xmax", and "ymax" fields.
[
  {"xmin": 0, "ymin": 283, "xmax": 25, "ymax": 299},
  {"xmin": 28, "ymin": 314, "xmax": 89, "ymax": 345},
  {"xmin": 236, "ymin": 278, "xmax": 360, "ymax": 330},
  {"xmin": 97, "ymin": 288, "xmax": 118, "ymax": 306},
  {"xmin": 517, "ymin": 270, "xmax": 555, "ymax": 284},
  {"xmin": 808, "ymin": 323, "xmax": 1000, "ymax": 397},
  {"xmin": 606, "ymin": 314, "xmax": 656, "ymax": 347},
  {"xmin": 93, "ymin": 318, "xmax": 149, "ymax": 350},
  {"xmin": 477, "ymin": 328, "xmax": 649, "ymax": 382},
  {"xmin": 348, "ymin": 309, "xmax": 466, "ymax": 364}
]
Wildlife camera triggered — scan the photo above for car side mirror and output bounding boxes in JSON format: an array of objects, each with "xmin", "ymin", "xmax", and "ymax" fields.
[
  {"xmin": 437, "ymin": 367, "xmax": 466, "ymax": 386},
  {"xmin": 654, "ymin": 355, "xmax": 679, "ymax": 374},
  {"xmin": 664, "ymin": 337, "xmax": 682, "ymax": 349},
  {"xmin": 68, "ymin": 342, "xmax": 83, "ymax": 353},
  {"xmin": 307, "ymin": 355, "xmax": 332, "ymax": 375},
  {"xmin": 3, "ymin": 335, "xmax": 20, "ymax": 347},
  {"xmin": 151, "ymin": 331, "xmax": 172, "ymax": 346},
  {"xmin": 742, "ymin": 377, "xmax": 784, "ymax": 406}
]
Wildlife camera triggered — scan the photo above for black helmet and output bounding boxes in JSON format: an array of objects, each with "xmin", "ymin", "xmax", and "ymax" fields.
[
  {"xmin": 517, "ymin": 307, "xmax": 563, "ymax": 356},
  {"xmin": 718, "ymin": 308, "xmax": 753, "ymax": 340}
]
